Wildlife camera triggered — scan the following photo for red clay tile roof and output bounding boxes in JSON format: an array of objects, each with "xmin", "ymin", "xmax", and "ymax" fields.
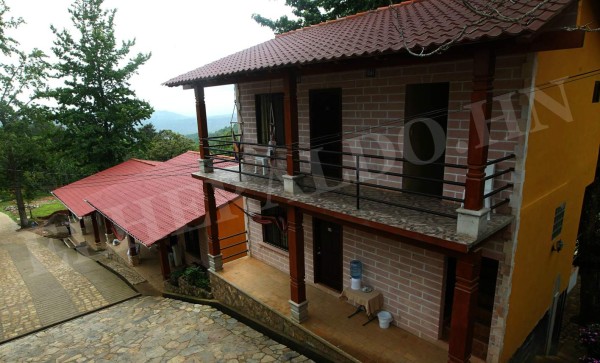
[
  {"xmin": 52, "ymin": 159, "xmax": 161, "ymax": 218},
  {"xmin": 85, "ymin": 151, "xmax": 240, "ymax": 247},
  {"xmin": 165, "ymin": 0, "xmax": 573, "ymax": 87}
]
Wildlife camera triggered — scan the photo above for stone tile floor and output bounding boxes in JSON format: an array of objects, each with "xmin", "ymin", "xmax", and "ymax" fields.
[
  {"xmin": 0, "ymin": 296, "xmax": 312, "ymax": 363},
  {"xmin": 0, "ymin": 213, "xmax": 138, "ymax": 343}
]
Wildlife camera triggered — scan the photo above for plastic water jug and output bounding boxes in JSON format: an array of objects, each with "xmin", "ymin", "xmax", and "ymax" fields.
[{"xmin": 350, "ymin": 260, "xmax": 362, "ymax": 279}]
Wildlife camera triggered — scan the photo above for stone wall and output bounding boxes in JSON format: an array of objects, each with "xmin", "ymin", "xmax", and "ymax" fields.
[{"xmin": 210, "ymin": 272, "xmax": 357, "ymax": 363}]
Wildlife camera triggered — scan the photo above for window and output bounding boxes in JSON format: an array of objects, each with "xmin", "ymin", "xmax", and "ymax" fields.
[
  {"xmin": 184, "ymin": 229, "xmax": 201, "ymax": 257},
  {"xmin": 261, "ymin": 202, "xmax": 288, "ymax": 250},
  {"xmin": 552, "ymin": 203, "xmax": 566, "ymax": 240},
  {"xmin": 255, "ymin": 93, "xmax": 285, "ymax": 145}
]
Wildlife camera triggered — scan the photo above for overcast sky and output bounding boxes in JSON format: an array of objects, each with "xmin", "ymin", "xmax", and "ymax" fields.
[{"xmin": 6, "ymin": 0, "xmax": 292, "ymax": 117}]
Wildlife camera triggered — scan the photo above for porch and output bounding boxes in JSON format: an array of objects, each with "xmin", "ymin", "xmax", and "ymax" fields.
[{"xmin": 215, "ymin": 256, "xmax": 470, "ymax": 363}]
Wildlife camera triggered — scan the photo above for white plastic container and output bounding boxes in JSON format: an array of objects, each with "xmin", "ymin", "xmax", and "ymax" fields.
[
  {"xmin": 351, "ymin": 278, "xmax": 361, "ymax": 290},
  {"xmin": 377, "ymin": 311, "xmax": 393, "ymax": 329}
]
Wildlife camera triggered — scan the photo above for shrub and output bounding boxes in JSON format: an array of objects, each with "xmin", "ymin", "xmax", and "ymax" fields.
[
  {"xmin": 182, "ymin": 266, "xmax": 211, "ymax": 291},
  {"xmin": 580, "ymin": 324, "xmax": 600, "ymax": 360},
  {"xmin": 169, "ymin": 269, "xmax": 185, "ymax": 287}
]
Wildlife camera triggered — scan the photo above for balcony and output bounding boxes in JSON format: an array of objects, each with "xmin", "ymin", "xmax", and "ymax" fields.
[{"xmin": 193, "ymin": 137, "xmax": 515, "ymax": 250}]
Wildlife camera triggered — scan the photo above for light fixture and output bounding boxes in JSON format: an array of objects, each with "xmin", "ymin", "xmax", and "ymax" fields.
[
  {"xmin": 551, "ymin": 239, "xmax": 564, "ymax": 253},
  {"xmin": 365, "ymin": 68, "xmax": 376, "ymax": 78}
]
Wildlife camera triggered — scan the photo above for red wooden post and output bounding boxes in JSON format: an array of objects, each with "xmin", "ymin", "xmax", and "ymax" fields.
[
  {"xmin": 195, "ymin": 85, "xmax": 209, "ymax": 159},
  {"xmin": 448, "ymin": 249, "xmax": 482, "ymax": 363},
  {"xmin": 464, "ymin": 49, "xmax": 495, "ymax": 211},
  {"xmin": 287, "ymin": 206, "xmax": 307, "ymax": 322},
  {"xmin": 91, "ymin": 212, "xmax": 101, "ymax": 244},
  {"xmin": 158, "ymin": 238, "xmax": 171, "ymax": 279},
  {"xmin": 203, "ymin": 182, "xmax": 222, "ymax": 270},
  {"xmin": 283, "ymin": 71, "xmax": 300, "ymax": 176}
]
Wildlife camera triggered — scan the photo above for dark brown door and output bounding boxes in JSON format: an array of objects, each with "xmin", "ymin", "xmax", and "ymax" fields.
[
  {"xmin": 403, "ymin": 83, "xmax": 449, "ymax": 196},
  {"xmin": 314, "ymin": 218, "xmax": 343, "ymax": 291},
  {"xmin": 309, "ymin": 88, "xmax": 343, "ymax": 182}
]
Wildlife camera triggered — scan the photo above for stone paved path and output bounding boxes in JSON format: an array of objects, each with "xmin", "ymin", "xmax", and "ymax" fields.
[
  {"xmin": 0, "ymin": 213, "xmax": 138, "ymax": 342},
  {"xmin": 0, "ymin": 296, "xmax": 313, "ymax": 363}
]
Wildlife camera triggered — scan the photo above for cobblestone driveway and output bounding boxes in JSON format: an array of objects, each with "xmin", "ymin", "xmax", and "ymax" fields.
[
  {"xmin": 0, "ymin": 296, "xmax": 312, "ymax": 363},
  {"xmin": 0, "ymin": 213, "xmax": 138, "ymax": 342}
]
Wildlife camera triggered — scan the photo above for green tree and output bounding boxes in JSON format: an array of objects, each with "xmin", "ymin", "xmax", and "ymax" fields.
[
  {"xmin": 145, "ymin": 130, "xmax": 196, "ymax": 161},
  {"xmin": 0, "ymin": 0, "xmax": 50, "ymax": 227},
  {"xmin": 46, "ymin": 0, "xmax": 153, "ymax": 173},
  {"xmin": 252, "ymin": 0, "xmax": 403, "ymax": 34},
  {"xmin": 577, "ymin": 153, "xmax": 600, "ymax": 324}
]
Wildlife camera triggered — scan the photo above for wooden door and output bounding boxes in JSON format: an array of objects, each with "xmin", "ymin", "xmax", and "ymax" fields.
[{"xmin": 314, "ymin": 218, "xmax": 343, "ymax": 291}]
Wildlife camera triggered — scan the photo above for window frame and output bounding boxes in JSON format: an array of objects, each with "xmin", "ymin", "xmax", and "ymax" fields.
[
  {"xmin": 260, "ymin": 202, "xmax": 288, "ymax": 251},
  {"xmin": 255, "ymin": 93, "xmax": 285, "ymax": 145}
]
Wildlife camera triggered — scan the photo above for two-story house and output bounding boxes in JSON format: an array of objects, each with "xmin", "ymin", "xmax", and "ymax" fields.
[{"xmin": 165, "ymin": 0, "xmax": 600, "ymax": 362}]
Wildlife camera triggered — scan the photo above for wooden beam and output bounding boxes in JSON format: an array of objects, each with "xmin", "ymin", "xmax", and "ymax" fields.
[
  {"xmin": 448, "ymin": 249, "xmax": 482, "ymax": 363},
  {"xmin": 203, "ymin": 183, "xmax": 220, "ymax": 256},
  {"xmin": 158, "ymin": 238, "xmax": 171, "ymax": 279},
  {"xmin": 194, "ymin": 86, "xmax": 210, "ymax": 160},
  {"xmin": 287, "ymin": 206, "xmax": 306, "ymax": 304},
  {"xmin": 464, "ymin": 48, "xmax": 495, "ymax": 211},
  {"xmin": 283, "ymin": 70, "xmax": 300, "ymax": 176}
]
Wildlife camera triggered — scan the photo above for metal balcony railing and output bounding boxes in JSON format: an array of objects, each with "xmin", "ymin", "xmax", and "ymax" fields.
[{"xmin": 202, "ymin": 135, "xmax": 515, "ymax": 219}]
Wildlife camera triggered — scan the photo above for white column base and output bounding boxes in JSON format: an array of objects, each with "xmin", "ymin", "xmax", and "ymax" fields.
[
  {"xmin": 282, "ymin": 174, "xmax": 303, "ymax": 195},
  {"xmin": 198, "ymin": 158, "xmax": 214, "ymax": 173},
  {"xmin": 289, "ymin": 300, "xmax": 309, "ymax": 323},
  {"xmin": 456, "ymin": 207, "xmax": 490, "ymax": 239},
  {"xmin": 208, "ymin": 254, "xmax": 223, "ymax": 272}
]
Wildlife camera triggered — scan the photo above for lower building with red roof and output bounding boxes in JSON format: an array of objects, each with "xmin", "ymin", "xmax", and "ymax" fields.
[{"xmin": 52, "ymin": 152, "xmax": 246, "ymax": 287}]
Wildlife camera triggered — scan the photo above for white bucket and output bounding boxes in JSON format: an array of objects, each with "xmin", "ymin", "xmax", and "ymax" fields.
[{"xmin": 377, "ymin": 311, "xmax": 393, "ymax": 329}]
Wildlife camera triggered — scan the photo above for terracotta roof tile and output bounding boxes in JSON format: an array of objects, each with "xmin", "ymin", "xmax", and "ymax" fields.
[
  {"xmin": 52, "ymin": 159, "xmax": 162, "ymax": 218},
  {"xmin": 165, "ymin": 0, "xmax": 573, "ymax": 86},
  {"xmin": 85, "ymin": 151, "xmax": 239, "ymax": 247}
]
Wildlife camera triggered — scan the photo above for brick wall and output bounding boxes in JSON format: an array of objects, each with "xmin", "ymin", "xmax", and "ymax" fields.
[{"xmin": 237, "ymin": 55, "xmax": 527, "ymax": 209}]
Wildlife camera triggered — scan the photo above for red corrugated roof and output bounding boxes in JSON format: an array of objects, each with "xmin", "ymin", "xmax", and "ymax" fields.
[
  {"xmin": 165, "ymin": 0, "xmax": 573, "ymax": 87},
  {"xmin": 52, "ymin": 159, "xmax": 162, "ymax": 218},
  {"xmin": 85, "ymin": 151, "xmax": 240, "ymax": 247}
]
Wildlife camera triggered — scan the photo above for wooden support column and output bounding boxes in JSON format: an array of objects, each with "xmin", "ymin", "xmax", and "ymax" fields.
[
  {"xmin": 158, "ymin": 238, "xmax": 171, "ymax": 280},
  {"xmin": 104, "ymin": 216, "xmax": 114, "ymax": 243},
  {"xmin": 91, "ymin": 212, "xmax": 101, "ymax": 244},
  {"xmin": 127, "ymin": 235, "xmax": 140, "ymax": 266},
  {"xmin": 203, "ymin": 182, "xmax": 222, "ymax": 271},
  {"xmin": 287, "ymin": 206, "xmax": 308, "ymax": 323},
  {"xmin": 448, "ymin": 249, "xmax": 482, "ymax": 363},
  {"xmin": 79, "ymin": 217, "xmax": 86, "ymax": 234},
  {"xmin": 195, "ymin": 85, "xmax": 213, "ymax": 173},
  {"xmin": 282, "ymin": 70, "xmax": 302, "ymax": 195},
  {"xmin": 464, "ymin": 49, "xmax": 495, "ymax": 211}
]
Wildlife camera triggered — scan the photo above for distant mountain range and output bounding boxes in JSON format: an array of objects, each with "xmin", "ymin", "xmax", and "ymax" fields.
[{"xmin": 143, "ymin": 110, "xmax": 236, "ymax": 135}]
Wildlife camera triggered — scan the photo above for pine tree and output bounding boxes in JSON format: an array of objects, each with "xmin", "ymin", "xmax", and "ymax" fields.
[
  {"xmin": 0, "ymin": 0, "xmax": 49, "ymax": 227},
  {"xmin": 252, "ymin": 0, "xmax": 404, "ymax": 34},
  {"xmin": 47, "ymin": 0, "xmax": 153, "ymax": 173}
]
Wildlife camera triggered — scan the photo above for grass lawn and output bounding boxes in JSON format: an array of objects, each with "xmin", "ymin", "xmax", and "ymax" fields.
[{"xmin": 0, "ymin": 195, "xmax": 67, "ymax": 223}]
